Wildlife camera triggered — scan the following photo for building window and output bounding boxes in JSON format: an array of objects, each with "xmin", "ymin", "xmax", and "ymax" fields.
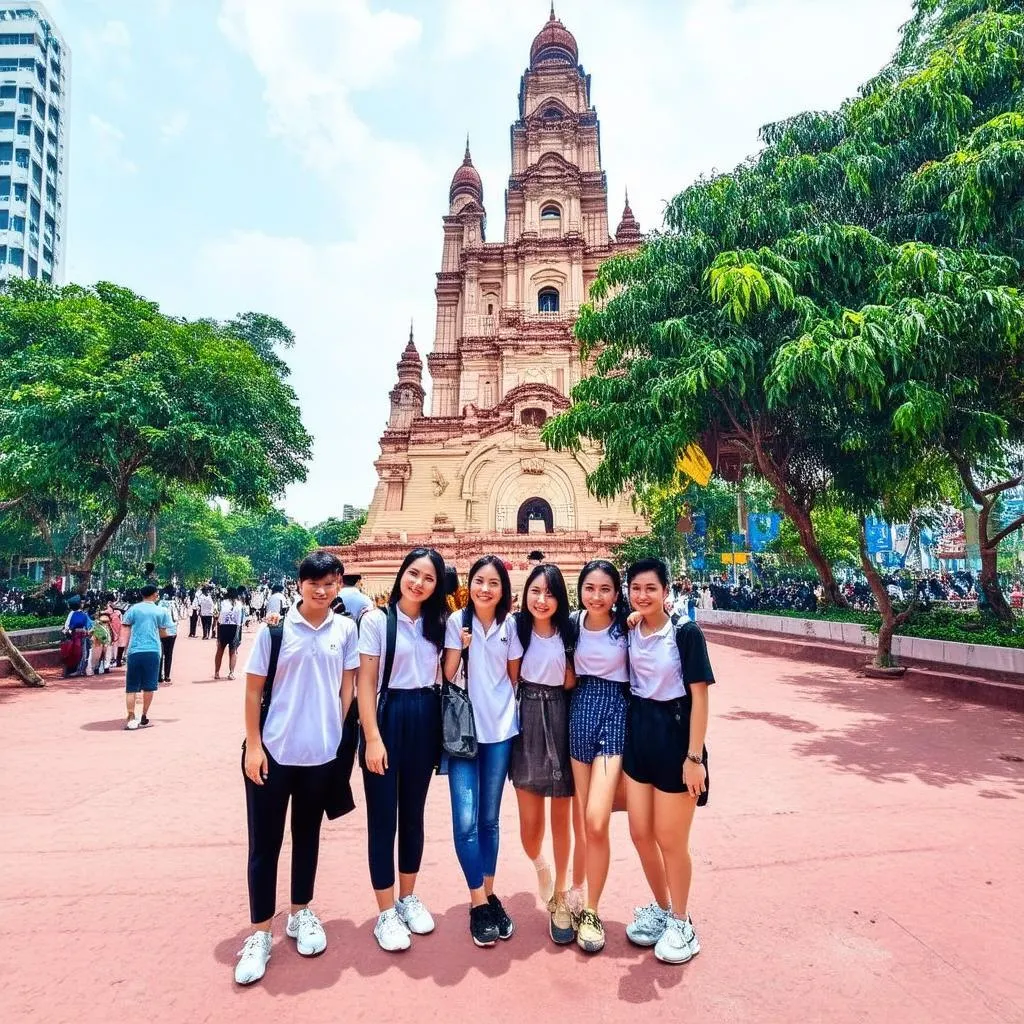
[
  {"xmin": 520, "ymin": 407, "xmax": 548, "ymax": 428},
  {"xmin": 9, "ymin": 245, "xmax": 22, "ymax": 267},
  {"xmin": 16, "ymin": 118, "xmax": 29, "ymax": 135},
  {"xmin": 12, "ymin": 215, "xmax": 24, "ymax": 232},
  {"xmin": 541, "ymin": 204, "xmax": 561, "ymax": 221},
  {"xmin": 542, "ymin": 106, "xmax": 562, "ymax": 120},
  {"xmin": 0, "ymin": 141, "xmax": 12, "ymax": 163},
  {"xmin": 13, "ymin": 182, "xmax": 25, "ymax": 201},
  {"xmin": 27, "ymin": 254, "xmax": 35, "ymax": 277},
  {"xmin": 17, "ymin": 86, "xmax": 29, "ymax": 104},
  {"xmin": 487, "ymin": 303, "xmax": 494, "ymax": 315},
  {"xmin": 538, "ymin": 288, "xmax": 559, "ymax": 313},
  {"xmin": 0, "ymin": 210, "xmax": 8, "ymax": 230},
  {"xmin": 0, "ymin": 112, "xmax": 13, "ymax": 130},
  {"xmin": 0, "ymin": 83, "xmax": 14, "ymax": 99}
]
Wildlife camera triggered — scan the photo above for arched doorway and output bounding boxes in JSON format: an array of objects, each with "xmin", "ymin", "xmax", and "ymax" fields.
[{"xmin": 517, "ymin": 497, "xmax": 553, "ymax": 534}]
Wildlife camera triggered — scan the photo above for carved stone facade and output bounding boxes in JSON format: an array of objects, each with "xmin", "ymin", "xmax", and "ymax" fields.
[{"xmin": 336, "ymin": 10, "xmax": 646, "ymax": 592}]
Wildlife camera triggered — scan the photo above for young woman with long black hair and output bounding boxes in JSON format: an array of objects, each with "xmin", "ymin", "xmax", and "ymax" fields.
[
  {"xmin": 567, "ymin": 559, "xmax": 631, "ymax": 953},
  {"xmin": 358, "ymin": 548, "xmax": 447, "ymax": 953},
  {"xmin": 623, "ymin": 557, "xmax": 714, "ymax": 965},
  {"xmin": 510, "ymin": 563, "xmax": 576, "ymax": 946},
  {"xmin": 442, "ymin": 555, "xmax": 523, "ymax": 948}
]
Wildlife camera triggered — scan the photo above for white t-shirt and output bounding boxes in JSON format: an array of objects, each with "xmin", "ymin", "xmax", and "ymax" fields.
[
  {"xmin": 519, "ymin": 623, "xmax": 567, "ymax": 687},
  {"xmin": 628, "ymin": 619, "xmax": 684, "ymax": 701},
  {"xmin": 266, "ymin": 593, "xmax": 285, "ymax": 616},
  {"xmin": 218, "ymin": 599, "xmax": 242, "ymax": 626},
  {"xmin": 573, "ymin": 610, "xmax": 629, "ymax": 682},
  {"xmin": 251, "ymin": 589, "xmax": 266, "ymax": 610},
  {"xmin": 358, "ymin": 607, "xmax": 440, "ymax": 692},
  {"xmin": 445, "ymin": 612, "xmax": 523, "ymax": 744},
  {"xmin": 198, "ymin": 594, "xmax": 215, "ymax": 616},
  {"xmin": 247, "ymin": 605, "xmax": 360, "ymax": 766}
]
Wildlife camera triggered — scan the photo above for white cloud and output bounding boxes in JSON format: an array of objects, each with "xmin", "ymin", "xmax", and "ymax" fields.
[
  {"xmin": 82, "ymin": 19, "xmax": 132, "ymax": 64},
  {"xmin": 159, "ymin": 110, "xmax": 190, "ymax": 142},
  {"xmin": 88, "ymin": 115, "xmax": 138, "ymax": 175}
]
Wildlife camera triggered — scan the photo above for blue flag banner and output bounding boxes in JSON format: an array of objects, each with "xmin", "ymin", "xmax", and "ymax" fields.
[
  {"xmin": 747, "ymin": 513, "xmax": 781, "ymax": 553},
  {"xmin": 692, "ymin": 513, "xmax": 707, "ymax": 538},
  {"xmin": 865, "ymin": 516, "xmax": 892, "ymax": 554}
]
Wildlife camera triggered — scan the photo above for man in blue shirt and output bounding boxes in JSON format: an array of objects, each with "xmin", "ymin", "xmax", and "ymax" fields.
[
  {"xmin": 338, "ymin": 574, "xmax": 372, "ymax": 623},
  {"xmin": 121, "ymin": 584, "xmax": 173, "ymax": 730}
]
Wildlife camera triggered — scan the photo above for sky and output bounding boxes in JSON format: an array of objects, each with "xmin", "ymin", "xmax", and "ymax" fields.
[{"xmin": 50, "ymin": 0, "xmax": 914, "ymax": 526}]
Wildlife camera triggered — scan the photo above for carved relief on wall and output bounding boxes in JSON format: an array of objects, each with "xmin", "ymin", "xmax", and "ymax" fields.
[
  {"xmin": 520, "ymin": 457, "xmax": 546, "ymax": 475},
  {"xmin": 431, "ymin": 466, "xmax": 450, "ymax": 497}
]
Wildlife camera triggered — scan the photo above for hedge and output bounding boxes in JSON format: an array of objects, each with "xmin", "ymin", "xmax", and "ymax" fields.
[{"xmin": 0, "ymin": 614, "xmax": 66, "ymax": 631}]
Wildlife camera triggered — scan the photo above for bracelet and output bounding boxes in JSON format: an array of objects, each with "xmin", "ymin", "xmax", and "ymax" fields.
[{"xmin": 685, "ymin": 751, "xmax": 703, "ymax": 765}]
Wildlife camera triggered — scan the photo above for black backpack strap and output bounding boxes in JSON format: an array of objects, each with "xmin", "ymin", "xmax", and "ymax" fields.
[
  {"xmin": 565, "ymin": 609, "xmax": 582, "ymax": 662},
  {"xmin": 380, "ymin": 605, "xmax": 398, "ymax": 698},
  {"xmin": 258, "ymin": 624, "xmax": 285, "ymax": 731},
  {"xmin": 461, "ymin": 605, "xmax": 473, "ymax": 685}
]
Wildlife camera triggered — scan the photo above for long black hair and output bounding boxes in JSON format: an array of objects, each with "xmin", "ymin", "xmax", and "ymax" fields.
[
  {"xmin": 388, "ymin": 547, "xmax": 448, "ymax": 651},
  {"xmin": 577, "ymin": 559, "xmax": 630, "ymax": 639},
  {"xmin": 516, "ymin": 563, "xmax": 572, "ymax": 655},
  {"xmin": 466, "ymin": 555, "xmax": 513, "ymax": 624}
]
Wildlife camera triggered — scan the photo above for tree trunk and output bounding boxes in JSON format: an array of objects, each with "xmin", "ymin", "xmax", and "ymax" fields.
[
  {"xmin": 859, "ymin": 524, "xmax": 897, "ymax": 668},
  {"xmin": 0, "ymin": 624, "xmax": 44, "ymax": 686},
  {"xmin": 978, "ymin": 543, "xmax": 1012, "ymax": 622}
]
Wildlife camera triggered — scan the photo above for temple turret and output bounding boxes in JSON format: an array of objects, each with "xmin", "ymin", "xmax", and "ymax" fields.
[
  {"xmin": 615, "ymin": 190, "xmax": 642, "ymax": 244},
  {"xmin": 386, "ymin": 323, "xmax": 425, "ymax": 431}
]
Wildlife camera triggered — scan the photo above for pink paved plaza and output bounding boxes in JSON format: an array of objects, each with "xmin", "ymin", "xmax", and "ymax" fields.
[{"xmin": 2, "ymin": 630, "xmax": 1023, "ymax": 1024}]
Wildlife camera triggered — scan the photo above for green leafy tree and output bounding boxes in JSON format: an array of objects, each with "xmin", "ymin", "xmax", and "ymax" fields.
[
  {"xmin": 0, "ymin": 281, "xmax": 312, "ymax": 591},
  {"xmin": 773, "ymin": 504, "xmax": 861, "ymax": 568},
  {"xmin": 312, "ymin": 514, "xmax": 367, "ymax": 548}
]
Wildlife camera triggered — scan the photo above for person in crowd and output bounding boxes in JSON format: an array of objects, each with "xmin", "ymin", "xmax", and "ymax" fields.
[
  {"xmin": 120, "ymin": 584, "xmax": 173, "ymax": 730},
  {"xmin": 623, "ymin": 557, "xmax": 714, "ymax": 965},
  {"xmin": 358, "ymin": 548, "xmax": 447, "ymax": 952},
  {"xmin": 444, "ymin": 565, "xmax": 462, "ymax": 613},
  {"xmin": 442, "ymin": 555, "xmax": 522, "ymax": 948},
  {"xmin": 198, "ymin": 587, "xmax": 216, "ymax": 640},
  {"xmin": 339, "ymin": 573, "xmax": 373, "ymax": 624},
  {"xmin": 158, "ymin": 588, "xmax": 180, "ymax": 683},
  {"xmin": 187, "ymin": 588, "xmax": 200, "ymax": 638},
  {"xmin": 698, "ymin": 585, "xmax": 714, "ymax": 611},
  {"xmin": 265, "ymin": 583, "xmax": 286, "ymax": 621},
  {"xmin": 104, "ymin": 598, "xmax": 124, "ymax": 668},
  {"xmin": 251, "ymin": 585, "xmax": 267, "ymax": 622},
  {"xmin": 567, "ymin": 559, "xmax": 630, "ymax": 954},
  {"xmin": 90, "ymin": 610, "xmax": 113, "ymax": 675},
  {"xmin": 62, "ymin": 595, "xmax": 93, "ymax": 678},
  {"xmin": 215, "ymin": 586, "xmax": 243, "ymax": 680},
  {"xmin": 510, "ymin": 563, "xmax": 577, "ymax": 946},
  {"xmin": 235, "ymin": 551, "xmax": 360, "ymax": 986}
]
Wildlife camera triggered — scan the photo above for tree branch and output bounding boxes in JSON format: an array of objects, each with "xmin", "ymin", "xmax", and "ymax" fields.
[{"xmin": 989, "ymin": 513, "xmax": 1024, "ymax": 549}]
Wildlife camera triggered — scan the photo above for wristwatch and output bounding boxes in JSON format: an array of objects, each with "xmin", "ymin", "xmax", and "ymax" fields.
[{"xmin": 685, "ymin": 751, "xmax": 702, "ymax": 765}]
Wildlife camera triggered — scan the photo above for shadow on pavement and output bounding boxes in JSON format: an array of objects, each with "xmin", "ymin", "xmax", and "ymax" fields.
[
  {"xmin": 767, "ymin": 668, "xmax": 1024, "ymax": 795},
  {"xmin": 80, "ymin": 718, "xmax": 180, "ymax": 731},
  {"xmin": 721, "ymin": 710, "xmax": 819, "ymax": 733}
]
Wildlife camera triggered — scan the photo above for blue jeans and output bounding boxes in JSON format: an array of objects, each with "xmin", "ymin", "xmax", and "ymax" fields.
[{"xmin": 448, "ymin": 739, "xmax": 513, "ymax": 890}]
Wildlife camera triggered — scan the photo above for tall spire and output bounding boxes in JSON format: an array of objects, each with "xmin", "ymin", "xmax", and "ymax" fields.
[
  {"xmin": 464, "ymin": 133, "xmax": 471, "ymax": 163},
  {"xmin": 550, "ymin": 1, "xmax": 556, "ymax": 20},
  {"xmin": 616, "ymin": 187, "xmax": 642, "ymax": 244}
]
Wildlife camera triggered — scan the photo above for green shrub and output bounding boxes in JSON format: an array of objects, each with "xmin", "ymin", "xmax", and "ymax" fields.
[{"xmin": 0, "ymin": 614, "xmax": 66, "ymax": 631}]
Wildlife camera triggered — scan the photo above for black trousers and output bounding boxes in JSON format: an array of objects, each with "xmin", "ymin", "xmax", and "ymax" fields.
[
  {"xmin": 244, "ymin": 747, "xmax": 334, "ymax": 924},
  {"xmin": 361, "ymin": 687, "xmax": 439, "ymax": 891},
  {"xmin": 159, "ymin": 634, "xmax": 176, "ymax": 681},
  {"xmin": 189, "ymin": 611, "xmax": 199, "ymax": 637},
  {"xmin": 200, "ymin": 614, "xmax": 213, "ymax": 639}
]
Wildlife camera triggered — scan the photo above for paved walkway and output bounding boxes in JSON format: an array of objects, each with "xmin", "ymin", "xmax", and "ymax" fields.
[{"xmin": 2, "ymin": 628, "xmax": 1023, "ymax": 1024}]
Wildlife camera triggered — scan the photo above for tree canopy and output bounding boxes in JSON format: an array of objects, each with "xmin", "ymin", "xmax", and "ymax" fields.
[
  {"xmin": 544, "ymin": 0, "xmax": 1024, "ymax": 621},
  {"xmin": 0, "ymin": 281, "xmax": 312, "ymax": 588}
]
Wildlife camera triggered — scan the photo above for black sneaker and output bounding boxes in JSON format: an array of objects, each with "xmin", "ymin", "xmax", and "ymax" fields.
[
  {"xmin": 487, "ymin": 894, "xmax": 515, "ymax": 940},
  {"xmin": 470, "ymin": 903, "xmax": 499, "ymax": 947},
  {"xmin": 139, "ymin": 715, "xmax": 151, "ymax": 728}
]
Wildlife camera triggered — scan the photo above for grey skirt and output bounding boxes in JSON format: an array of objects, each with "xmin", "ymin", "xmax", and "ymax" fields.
[{"xmin": 510, "ymin": 682, "xmax": 574, "ymax": 798}]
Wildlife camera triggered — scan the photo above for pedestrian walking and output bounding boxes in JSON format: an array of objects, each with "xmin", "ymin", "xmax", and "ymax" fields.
[
  {"xmin": 234, "ymin": 551, "xmax": 360, "ymax": 986},
  {"xmin": 198, "ymin": 587, "xmax": 215, "ymax": 640},
  {"xmin": 215, "ymin": 587, "xmax": 243, "ymax": 680},
  {"xmin": 158, "ymin": 588, "xmax": 180, "ymax": 683},
  {"xmin": 188, "ymin": 588, "xmax": 200, "ymax": 637},
  {"xmin": 120, "ymin": 584, "xmax": 173, "ymax": 730},
  {"xmin": 357, "ymin": 548, "xmax": 446, "ymax": 952}
]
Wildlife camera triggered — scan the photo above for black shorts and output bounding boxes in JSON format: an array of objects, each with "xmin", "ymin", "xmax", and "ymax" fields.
[{"xmin": 624, "ymin": 695, "xmax": 709, "ymax": 805}]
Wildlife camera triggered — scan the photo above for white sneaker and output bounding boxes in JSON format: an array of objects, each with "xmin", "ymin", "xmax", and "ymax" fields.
[
  {"xmin": 374, "ymin": 907, "xmax": 412, "ymax": 951},
  {"xmin": 235, "ymin": 930, "xmax": 272, "ymax": 984},
  {"xmin": 125, "ymin": 718, "xmax": 139, "ymax": 731},
  {"xmin": 626, "ymin": 901, "xmax": 669, "ymax": 947},
  {"xmin": 654, "ymin": 914, "xmax": 701, "ymax": 964},
  {"xmin": 286, "ymin": 907, "xmax": 327, "ymax": 956},
  {"xmin": 396, "ymin": 894, "xmax": 435, "ymax": 935},
  {"xmin": 228, "ymin": 671, "xmax": 236, "ymax": 679}
]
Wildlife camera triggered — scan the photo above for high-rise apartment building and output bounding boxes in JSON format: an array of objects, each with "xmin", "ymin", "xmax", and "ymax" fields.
[{"xmin": 0, "ymin": 2, "xmax": 68, "ymax": 283}]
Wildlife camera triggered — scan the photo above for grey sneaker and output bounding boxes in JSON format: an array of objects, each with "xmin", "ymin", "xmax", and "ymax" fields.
[
  {"xmin": 626, "ymin": 901, "xmax": 669, "ymax": 947},
  {"xmin": 655, "ymin": 914, "xmax": 701, "ymax": 964}
]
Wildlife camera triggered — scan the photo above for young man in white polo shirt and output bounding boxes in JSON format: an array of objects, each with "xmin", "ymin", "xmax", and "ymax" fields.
[{"xmin": 234, "ymin": 551, "xmax": 360, "ymax": 986}]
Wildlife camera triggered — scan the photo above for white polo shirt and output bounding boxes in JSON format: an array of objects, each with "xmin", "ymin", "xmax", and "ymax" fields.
[
  {"xmin": 247, "ymin": 605, "xmax": 360, "ymax": 766},
  {"xmin": 358, "ymin": 606, "xmax": 441, "ymax": 691},
  {"xmin": 266, "ymin": 593, "xmax": 285, "ymax": 616},
  {"xmin": 445, "ymin": 612, "xmax": 523, "ymax": 743},
  {"xmin": 574, "ymin": 611, "xmax": 629, "ymax": 682},
  {"xmin": 198, "ymin": 594, "xmax": 215, "ymax": 616},
  {"xmin": 519, "ymin": 622, "xmax": 567, "ymax": 687}
]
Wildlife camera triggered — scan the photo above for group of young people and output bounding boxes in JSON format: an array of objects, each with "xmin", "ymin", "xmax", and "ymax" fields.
[{"xmin": 235, "ymin": 547, "xmax": 715, "ymax": 985}]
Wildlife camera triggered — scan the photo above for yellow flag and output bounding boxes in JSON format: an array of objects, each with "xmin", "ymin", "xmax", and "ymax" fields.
[{"xmin": 676, "ymin": 444, "xmax": 713, "ymax": 487}]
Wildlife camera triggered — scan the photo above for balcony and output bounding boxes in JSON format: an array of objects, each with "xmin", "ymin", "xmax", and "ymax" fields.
[{"xmin": 461, "ymin": 314, "xmax": 496, "ymax": 337}]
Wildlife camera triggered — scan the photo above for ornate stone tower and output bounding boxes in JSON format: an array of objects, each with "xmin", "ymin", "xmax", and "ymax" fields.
[{"xmin": 338, "ymin": 8, "xmax": 646, "ymax": 592}]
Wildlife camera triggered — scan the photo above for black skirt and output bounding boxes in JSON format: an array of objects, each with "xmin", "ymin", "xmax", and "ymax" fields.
[{"xmin": 509, "ymin": 682, "xmax": 574, "ymax": 798}]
